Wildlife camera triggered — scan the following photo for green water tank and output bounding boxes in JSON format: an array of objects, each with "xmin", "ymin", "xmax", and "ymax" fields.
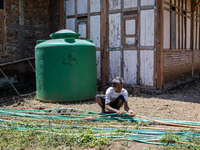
[{"xmin": 35, "ymin": 29, "xmax": 97, "ymax": 102}]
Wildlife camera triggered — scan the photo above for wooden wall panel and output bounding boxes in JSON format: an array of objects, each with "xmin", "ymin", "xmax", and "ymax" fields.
[
  {"xmin": 141, "ymin": 0, "xmax": 155, "ymax": 6},
  {"xmin": 194, "ymin": 21, "xmax": 196, "ymax": 48},
  {"xmin": 90, "ymin": 15, "xmax": 100, "ymax": 47},
  {"xmin": 66, "ymin": 18, "xmax": 75, "ymax": 31},
  {"xmin": 126, "ymin": 19, "xmax": 135, "ymax": 35},
  {"xmin": 187, "ymin": 18, "xmax": 191, "ymax": 49},
  {"xmin": 109, "ymin": 51, "xmax": 121, "ymax": 82},
  {"xmin": 64, "ymin": 0, "xmax": 158, "ymax": 88},
  {"xmin": 187, "ymin": 0, "xmax": 191, "ymax": 11},
  {"xmin": 90, "ymin": 0, "xmax": 100, "ymax": 13},
  {"xmin": 66, "ymin": 0, "xmax": 75, "ymax": 16},
  {"xmin": 140, "ymin": 50, "xmax": 154, "ymax": 86},
  {"xmin": 96, "ymin": 51, "xmax": 101, "ymax": 80},
  {"xmin": 196, "ymin": 22, "xmax": 199, "ymax": 49},
  {"xmin": 109, "ymin": 0, "xmax": 121, "ymax": 10},
  {"xmin": 180, "ymin": 16, "xmax": 182, "ymax": 49},
  {"xmin": 176, "ymin": 14, "xmax": 179, "ymax": 49},
  {"xmin": 78, "ymin": 23, "xmax": 87, "ymax": 38},
  {"xmin": 77, "ymin": 0, "xmax": 87, "ymax": 14},
  {"xmin": 183, "ymin": 16, "xmax": 186, "ymax": 49},
  {"xmin": 124, "ymin": 0, "xmax": 137, "ymax": 8},
  {"xmin": 109, "ymin": 13, "xmax": 121, "ymax": 48},
  {"xmin": 140, "ymin": 9, "xmax": 154, "ymax": 46},
  {"xmin": 172, "ymin": 12, "xmax": 176, "ymax": 49},
  {"xmin": 123, "ymin": 50, "xmax": 137, "ymax": 85},
  {"xmin": 126, "ymin": 37, "xmax": 135, "ymax": 45},
  {"xmin": 164, "ymin": 10, "xmax": 170, "ymax": 49}
]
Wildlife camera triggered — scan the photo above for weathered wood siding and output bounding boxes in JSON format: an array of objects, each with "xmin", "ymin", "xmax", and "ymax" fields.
[
  {"xmin": 90, "ymin": 0, "xmax": 100, "ymax": 13},
  {"xmin": 109, "ymin": 13, "xmax": 121, "ymax": 48},
  {"xmin": 77, "ymin": 0, "xmax": 87, "ymax": 14},
  {"xmin": 140, "ymin": 8, "xmax": 155, "ymax": 86},
  {"xmin": 123, "ymin": 51, "xmax": 137, "ymax": 84},
  {"xmin": 65, "ymin": 0, "xmax": 156, "ymax": 88},
  {"xmin": 109, "ymin": 51, "xmax": 121, "ymax": 81},
  {"xmin": 164, "ymin": 10, "xmax": 170, "ymax": 49},
  {"xmin": 66, "ymin": 18, "xmax": 75, "ymax": 31},
  {"xmin": 140, "ymin": 50, "xmax": 154, "ymax": 86},
  {"xmin": 65, "ymin": 0, "xmax": 75, "ymax": 16}
]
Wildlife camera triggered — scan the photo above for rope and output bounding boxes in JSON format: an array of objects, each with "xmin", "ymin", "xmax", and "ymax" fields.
[{"xmin": 135, "ymin": 115, "xmax": 200, "ymax": 129}]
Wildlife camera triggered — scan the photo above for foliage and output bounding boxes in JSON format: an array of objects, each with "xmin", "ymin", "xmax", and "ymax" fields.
[
  {"xmin": 0, "ymin": 121, "xmax": 109, "ymax": 150},
  {"xmin": 160, "ymin": 131, "xmax": 200, "ymax": 150}
]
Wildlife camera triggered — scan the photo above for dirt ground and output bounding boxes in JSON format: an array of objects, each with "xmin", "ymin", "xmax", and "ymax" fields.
[{"xmin": 1, "ymin": 79, "xmax": 200, "ymax": 149}]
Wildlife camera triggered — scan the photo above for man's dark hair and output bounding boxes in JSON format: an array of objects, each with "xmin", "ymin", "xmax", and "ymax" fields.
[{"xmin": 112, "ymin": 77, "xmax": 124, "ymax": 87}]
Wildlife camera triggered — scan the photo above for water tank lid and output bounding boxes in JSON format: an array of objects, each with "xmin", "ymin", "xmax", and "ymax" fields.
[{"xmin": 50, "ymin": 29, "xmax": 81, "ymax": 39}]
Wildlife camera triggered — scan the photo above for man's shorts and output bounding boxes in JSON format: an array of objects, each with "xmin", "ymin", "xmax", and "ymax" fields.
[{"xmin": 95, "ymin": 94, "xmax": 125, "ymax": 109}]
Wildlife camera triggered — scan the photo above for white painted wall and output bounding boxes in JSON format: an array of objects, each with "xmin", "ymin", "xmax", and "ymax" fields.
[
  {"xmin": 109, "ymin": 51, "xmax": 121, "ymax": 82},
  {"xmin": 126, "ymin": 37, "xmax": 135, "ymax": 45},
  {"xmin": 66, "ymin": 0, "xmax": 75, "ymax": 16},
  {"xmin": 123, "ymin": 51, "xmax": 137, "ymax": 85},
  {"xmin": 90, "ymin": 0, "xmax": 101, "ymax": 13},
  {"xmin": 77, "ymin": 0, "xmax": 87, "ymax": 14},
  {"xmin": 126, "ymin": 19, "xmax": 136, "ymax": 35},
  {"xmin": 64, "ymin": 0, "xmax": 157, "ymax": 87},
  {"xmin": 78, "ymin": 23, "xmax": 87, "ymax": 38},
  {"xmin": 109, "ymin": 13, "xmax": 121, "ymax": 48},
  {"xmin": 164, "ymin": 10, "xmax": 170, "ymax": 49},
  {"xmin": 109, "ymin": 0, "xmax": 121, "ymax": 10},
  {"xmin": 140, "ymin": 9, "xmax": 154, "ymax": 46},
  {"xmin": 90, "ymin": 15, "xmax": 101, "ymax": 47},
  {"xmin": 124, "ymin": 0, "xmax": 137, "ymax": 8},
  {"xmin": 140, "ymin": 50, "xmax": 154, "ymax": 86},
  {"xmin": 66, "ymin": 18, "xmax": 75, "ymax": 31},
  {"xmin": 141, "ymin": 0, "xmax": 155, "ymax": 6}
]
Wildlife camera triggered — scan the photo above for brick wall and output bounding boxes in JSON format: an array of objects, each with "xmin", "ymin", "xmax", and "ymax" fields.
[
  {"xmin": 194, "ymin": 50, "xmax": 200, "ymax": 76},
  {"xmin": 0, "ymin": 0, "xmax": 60, "ymax": 64},
  {"xmin": 49, "ymin": 0, "xmax": 60, "ymax": 34},
  {"xmin": 163, "ymin": 51, "xmax": 194, "ymax": 89}
]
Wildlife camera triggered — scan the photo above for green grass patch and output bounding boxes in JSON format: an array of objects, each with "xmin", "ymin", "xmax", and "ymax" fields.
[{"xmin": 0, "ymin": 127, "xmax": 109, "ymax": 150}]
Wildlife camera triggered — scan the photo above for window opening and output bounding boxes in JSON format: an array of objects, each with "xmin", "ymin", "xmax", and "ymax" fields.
[
  {"xmin": 123, "ymin": 10, "xmax": 137, "ymax": 16},
  {"xmin": 77, "ymin": 16, "xmax": 87, "ymax": 20}
]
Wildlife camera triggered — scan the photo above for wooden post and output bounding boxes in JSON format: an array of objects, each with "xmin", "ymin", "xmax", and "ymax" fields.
[
  {"xmin": 137, "ymin": 0, "xmax": 141, "ymax": 85},
  {"xmin": 191, "ymin": 1, "xmax": 195, "ymax": 77},
  {"xmin": 101, "ymin": 0, "xmax": 109, "ymax": 86},
  {"xmin": 60, "ymin": 0, "xmax": 65, "ymax": 29},
  {"xmin": 156, "ymin": 0, "xmax": 164, "ymax": 90}
]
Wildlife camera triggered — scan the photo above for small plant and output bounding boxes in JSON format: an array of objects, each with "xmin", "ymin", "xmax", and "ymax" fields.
[{"xmin": 160, "ymin": 131, "xmax": 180, "ymax": 144}]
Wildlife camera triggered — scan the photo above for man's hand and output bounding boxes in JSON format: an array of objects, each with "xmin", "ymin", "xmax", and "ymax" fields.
[
  {"xmin": 117, "ymin": 110, "xmax": 124, "ymax": 115},
  {"xmin": 128, "ymin": 110, "xmax": 135, "ymax": 117}
]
